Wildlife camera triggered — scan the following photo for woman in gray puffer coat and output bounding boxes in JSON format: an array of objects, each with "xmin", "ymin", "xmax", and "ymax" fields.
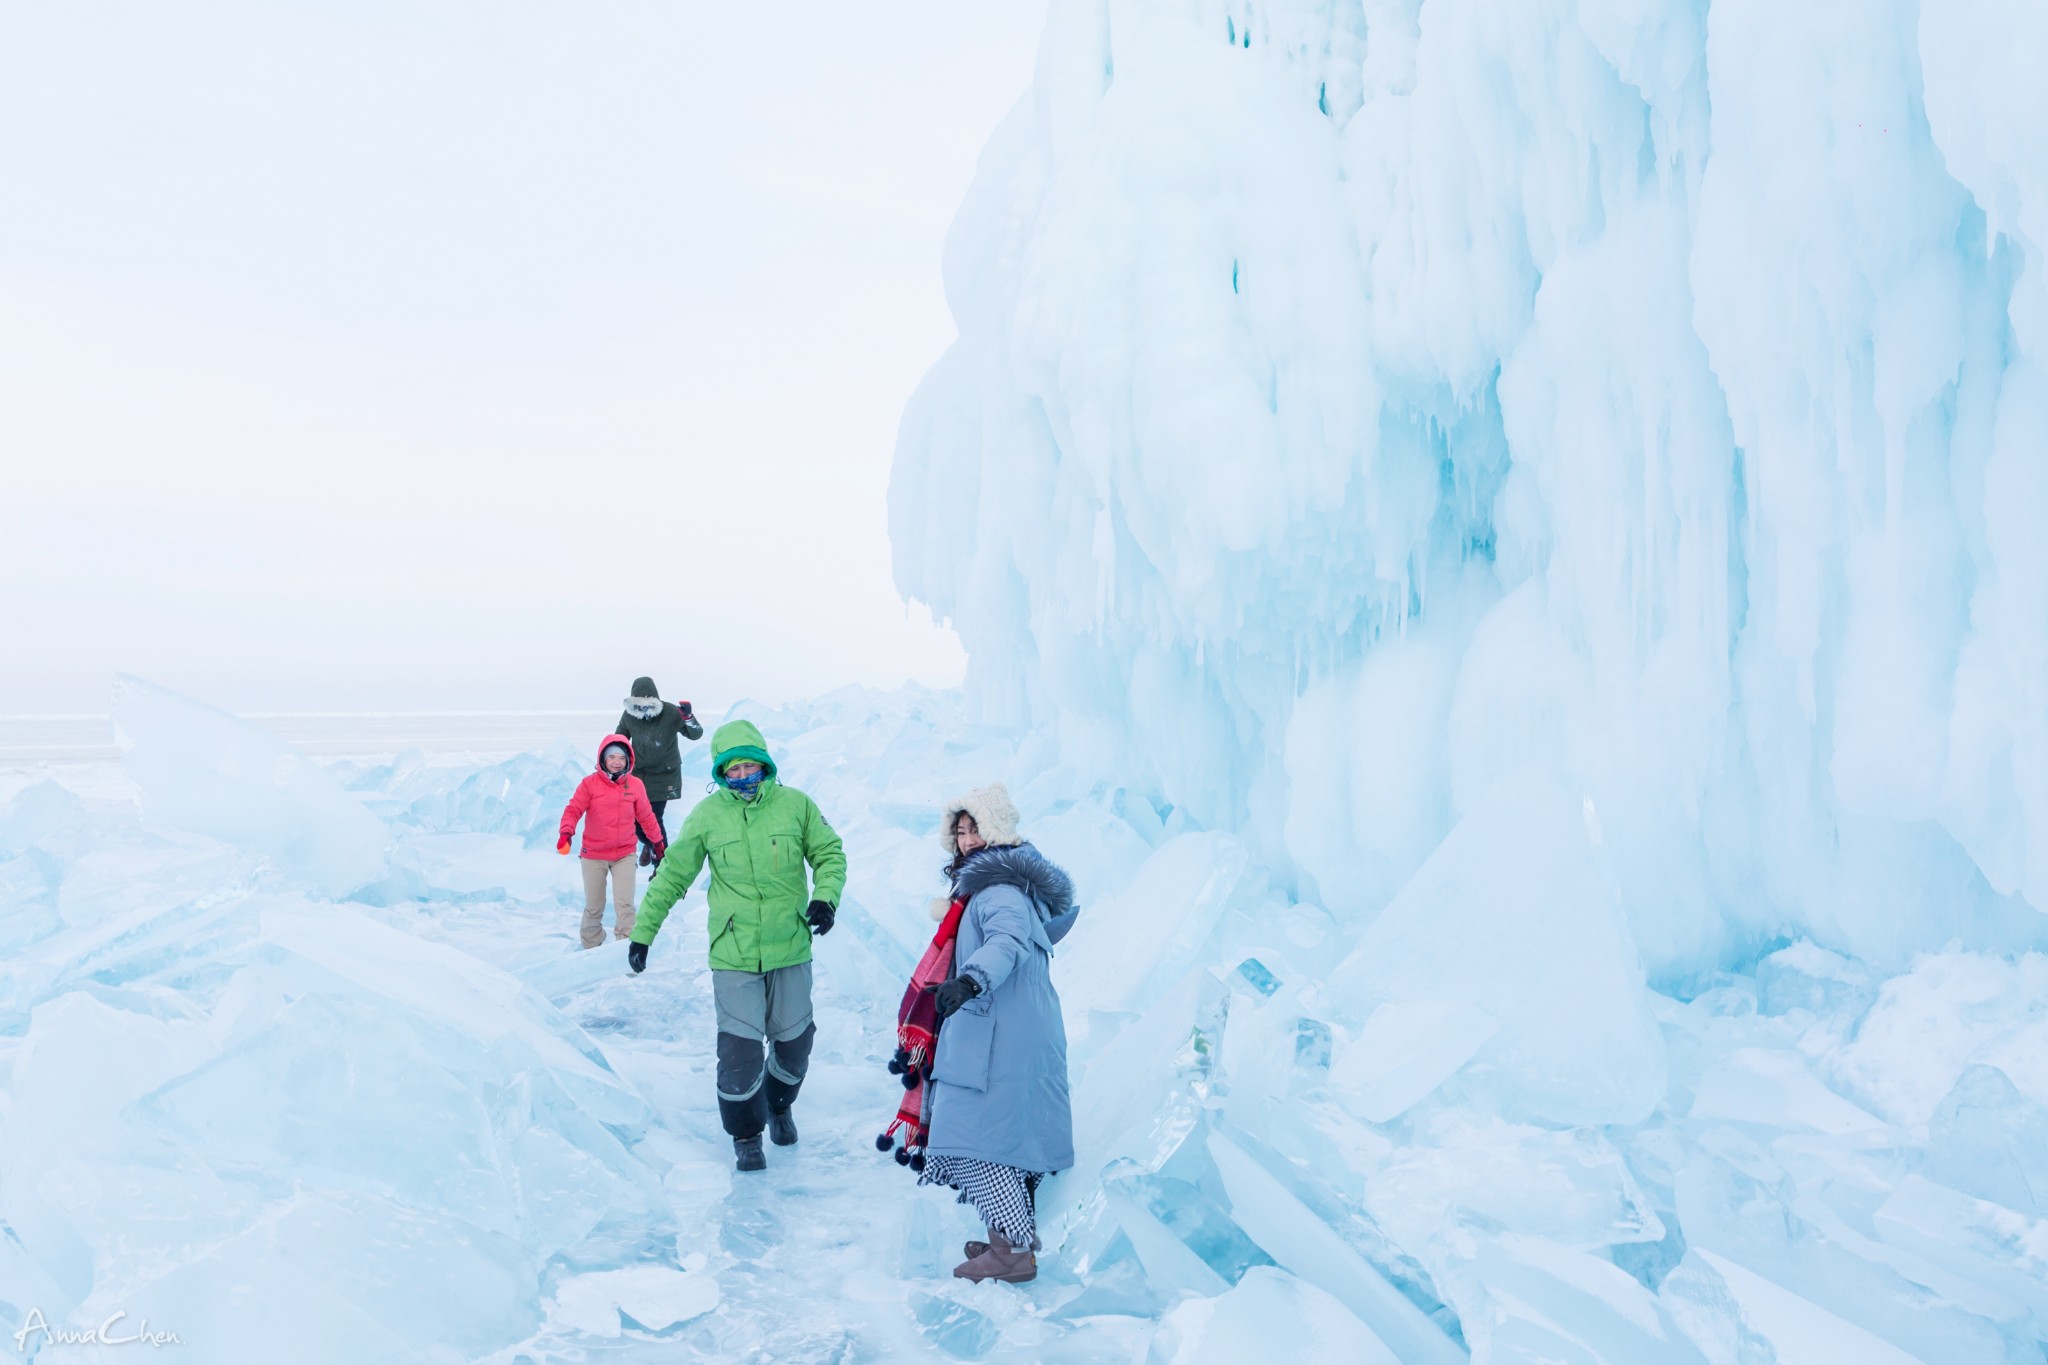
[{"xmin": 920, "ymin": 783, "xmax": 1079, "ymax": 1284}]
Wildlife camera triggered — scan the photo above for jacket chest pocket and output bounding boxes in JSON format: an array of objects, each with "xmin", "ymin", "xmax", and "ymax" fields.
[
  {"xmin": 710, "ymin": 837, "xmax": 748, "ymax": 876},
  {"xmin": 764, "ymin": 822, "xmax": 807, "ymax": 875}
]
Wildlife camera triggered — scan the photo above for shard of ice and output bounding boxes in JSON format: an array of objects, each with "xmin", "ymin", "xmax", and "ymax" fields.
[
  {"xmin": 111, "ymin": 674, "xmax": 388, "ymax": 896},
  {"xmin": 1206, "ymin": 1125, "xmax": 1467, "ymax": 1364},
  {"xmin": 1148, "ymin": 1266, "xmax": 1402, "ymax": 1365},
  {"xmin": 1326, "ymin": 775, "xmax": 1666, "ymax": 1126}
]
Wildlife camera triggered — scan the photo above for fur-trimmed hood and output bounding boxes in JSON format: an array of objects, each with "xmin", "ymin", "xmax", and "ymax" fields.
[
  {"xmin": 940, "ymin": 782, "xmax": 1021, "ymax": 857},
  {"xmin": 948, "ymin": 843, "xmax": 1079, "ymax": 945},
  {"xmin": 624, "ymin": 676, "xmax": 663, "ymax": 721}
]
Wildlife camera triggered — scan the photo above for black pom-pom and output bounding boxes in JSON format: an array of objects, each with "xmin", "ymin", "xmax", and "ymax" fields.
[
  {"xmin": 894, "ymin": 1146, "xmax": 912, "ymax": 1166},
  {"xmin": 901, "ymin": 1070, "xmax": 919, "ymax": 1091},
  {"xmin": 908, "ymin": 1153, "xmax": 926, "ymax": 1173},
  {"xmin": 886, "ymin": 1057, "xmax": 904, "ymax": 1075},
  {"xmin": 875, "ymin": 1132, "xmax": 895, "ymax": 1152}
]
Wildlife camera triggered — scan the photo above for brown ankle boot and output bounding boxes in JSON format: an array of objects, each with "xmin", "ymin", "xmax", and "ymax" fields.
[
  {"xmin": 952, "ymin": 1228, "xmax": 1037, "ymax": 1283},
  {"xmin": 962, "ymin": 1231, "xmax": 1041, "ymax": 1260}
]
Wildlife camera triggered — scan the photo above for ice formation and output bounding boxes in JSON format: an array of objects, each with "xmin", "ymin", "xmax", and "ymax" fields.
[
  {"xmin": 881, "ymin": 0, "xmax": 2048, "ymax": 1357},
  {"xmin": 890, "ymin": 0, "xmax": 2048, "ymax": 984},
  {"xmin": 112, "ymin": 673, "xmax": 390, "ymax": 896}
]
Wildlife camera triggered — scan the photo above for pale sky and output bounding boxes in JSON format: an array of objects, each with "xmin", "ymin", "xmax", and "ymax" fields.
[{"xmin": 0, "ymin": 3, "xmax": 1045, "ymax": 715}]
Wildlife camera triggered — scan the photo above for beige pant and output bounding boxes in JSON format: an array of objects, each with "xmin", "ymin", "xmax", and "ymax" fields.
[{"xmin": 580, "ymin": 856, "xmax": 636, "ymax": 948}]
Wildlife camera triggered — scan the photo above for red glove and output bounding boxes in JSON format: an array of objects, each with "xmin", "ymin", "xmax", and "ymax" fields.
[
  {"xmin": 652, "ymin": 842, "xmax": 668, "ymax": 862},
  {"xmin": 677, "ymin": 701, "xmax": 693, "ymax": 717},
  {"xmin": 557, "ymin": 836, "xmax": 572, "ymax": 856}
]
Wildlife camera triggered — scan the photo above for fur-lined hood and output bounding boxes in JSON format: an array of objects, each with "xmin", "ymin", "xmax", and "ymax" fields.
[
  {"xmin": 624, "ymin": 676, "xmax": 663, "ymax": 720},
  {"xmin": 945, "ymin": 843, "xmax": 1079, "ymax": 945},
  {"xmin": 940, "ymin": 782, "xmax": 1021, "ymax": 857}
]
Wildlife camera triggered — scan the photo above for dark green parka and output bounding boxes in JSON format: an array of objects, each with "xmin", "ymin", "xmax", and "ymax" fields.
[{"xmin": 615, "ymin": 676, "xmax": 703, "ymax": 803}]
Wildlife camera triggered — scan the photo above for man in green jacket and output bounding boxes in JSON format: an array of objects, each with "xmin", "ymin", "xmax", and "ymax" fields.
[{"xmin": 629, "ymin": 719, "xmax": 846, "ymax": 1172}]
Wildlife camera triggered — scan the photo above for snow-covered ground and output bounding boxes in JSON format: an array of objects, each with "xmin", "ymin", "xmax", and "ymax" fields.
[{"xmin": 5, "ymin": 680, "xmax": 2048, "ymax": 1362}]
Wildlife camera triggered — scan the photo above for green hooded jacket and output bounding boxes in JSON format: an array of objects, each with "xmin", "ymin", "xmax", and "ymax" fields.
[{"xmin": 631, "ymin": 719, "xmax": 847, "ymax": 972}]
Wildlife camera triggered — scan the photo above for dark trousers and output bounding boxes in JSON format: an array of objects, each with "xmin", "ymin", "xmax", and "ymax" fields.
[
  {"xmin": 639, "ymin": 799, "xmax": 668, "ymax": 859},
  {"xmin": 717, "ymin": 1025, "xmax": 816, "ymax": 1138}
]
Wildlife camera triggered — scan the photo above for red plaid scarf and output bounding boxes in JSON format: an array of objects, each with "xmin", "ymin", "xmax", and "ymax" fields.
[{"xmin": 877, "ymin": 896, "xmax": 966, "ymax": 1170}]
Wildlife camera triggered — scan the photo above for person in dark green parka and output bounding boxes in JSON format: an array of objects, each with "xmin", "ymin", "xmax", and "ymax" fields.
[
  {"xmin": 629, "ymin": 719, "xmax": 846, "ymax": 1172},
  {"xmin": 615, "ymin": 676, "xmax": 703, "ymax": 865}
]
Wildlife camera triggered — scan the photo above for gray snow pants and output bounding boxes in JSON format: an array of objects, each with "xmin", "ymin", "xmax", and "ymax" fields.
[{"xmin": 713, "ymin": 962, "xmax": 816, "ymax": 1139}]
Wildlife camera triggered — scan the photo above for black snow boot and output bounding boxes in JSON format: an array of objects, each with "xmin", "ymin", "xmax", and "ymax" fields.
[
  {"xmin": 717, "ymin": 1092, "xmax": 768, "ymax": 1141},
  {"xmin": 733, "ymin": 1135, "xmax": 767, "ymax": 1172},
  {"xmin": 768, "ymin": 1107, "xmax": 798, "ymax": 1146}
]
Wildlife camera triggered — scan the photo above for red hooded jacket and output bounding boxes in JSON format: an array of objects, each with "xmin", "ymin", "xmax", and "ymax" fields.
[{"xmin": 559, "ymin": 734, "xmax": 667, "ymax": 862}]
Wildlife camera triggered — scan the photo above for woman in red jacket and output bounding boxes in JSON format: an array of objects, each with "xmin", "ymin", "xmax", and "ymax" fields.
[{"xmin": 559, "ymin": 735, "xmax": 667, "ymax": 948}]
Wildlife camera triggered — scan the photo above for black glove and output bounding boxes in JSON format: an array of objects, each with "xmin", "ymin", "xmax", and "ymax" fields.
[
  {"xmin": 627, "ymin": 941, "xmax": 648, "ymax": 974},
  {"xmin": 933, "ymin": 975, "xmax": 980, "ymax": 1020},
  {"xmin": 806, "ymin": 899, "xmax": 835, "ymax": 936}
]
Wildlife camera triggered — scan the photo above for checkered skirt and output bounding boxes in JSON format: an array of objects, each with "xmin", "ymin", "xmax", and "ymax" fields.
[{"xmin": 919, "ymin": 1155, "xmax": 1045, "ymax": 1246}]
